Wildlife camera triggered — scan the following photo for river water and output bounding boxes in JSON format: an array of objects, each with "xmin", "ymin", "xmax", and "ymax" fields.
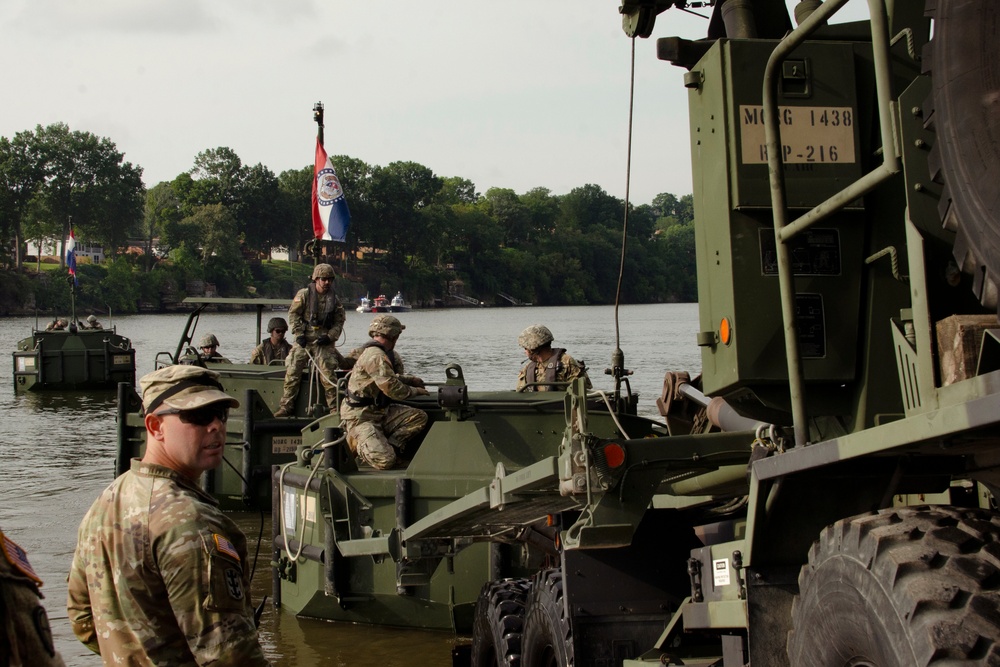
[{"xmin": 0, "ymin": 302, "xmax": 700, "ymax": 666}]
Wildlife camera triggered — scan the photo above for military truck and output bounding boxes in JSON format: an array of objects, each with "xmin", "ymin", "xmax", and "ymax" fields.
[{"xmin": 273, "ymin": 1, "xmax": 1000, "ymax": 665}]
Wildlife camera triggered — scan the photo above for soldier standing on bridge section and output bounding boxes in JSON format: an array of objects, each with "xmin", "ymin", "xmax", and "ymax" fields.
[
  {"xmin": 274, "ymin": 263, "xmax": 348, "ymax": 417},
  {"xmin": 516, "ymin": 324, "xmax": 591, "ymax": 392}
]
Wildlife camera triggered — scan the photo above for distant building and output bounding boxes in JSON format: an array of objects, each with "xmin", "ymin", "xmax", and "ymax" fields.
[{"xmin": 26, "ymin": 238, "xmax": 104, "ymax": 264}]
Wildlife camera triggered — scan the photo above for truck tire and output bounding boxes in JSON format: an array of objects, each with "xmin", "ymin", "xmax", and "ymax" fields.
[
  {"xmin": 787, "ymin": 506, "xmax": 1000, "ymax": 666},
  {"xmin": 472, "ymin": 578, "xmax": 532, "ymax": 667},
  {"xmin": 924, "ymin": 0, "xmax": 1000, "ymax": 308},
  {"xmin": 521, "ymin": 569, "xmax": 573, "ymax": 667}
]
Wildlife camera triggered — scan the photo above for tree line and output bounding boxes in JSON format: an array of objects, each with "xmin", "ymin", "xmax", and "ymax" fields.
[{"xmin": 0, "ymin": 122, "xmax": 697, "ymax": 310}]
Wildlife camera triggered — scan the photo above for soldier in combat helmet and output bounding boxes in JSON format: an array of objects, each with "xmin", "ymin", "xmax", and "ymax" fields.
[
  {"xmin": 274, "ymin": 263, "xmax": 347, "ymax": 417},
  {"xmin": 198, "ymin": 333, "xmax": 230, "ymax": 363},
  {"xmin": 0, "ymin": 527, "xmax": 65, "ymax": 666},
  {"xmin": 67, "ymin": 365, "xmax": 271, "ymax": 666},
  {"xmin": 340, "ymin": 314, "xmax": 430, "ymax": 469},
  {"xmin": 516, "ymin": 324, "xmax": 591, "ymax": 392},
  {"xmin": 250, "ymin": 317, "xmax": 291, "ymax": 365}
]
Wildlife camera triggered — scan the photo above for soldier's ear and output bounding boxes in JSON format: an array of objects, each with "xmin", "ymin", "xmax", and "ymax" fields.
[{"xmin": 145, "ymin": 412, "xmax": 167, "ymax": 442}]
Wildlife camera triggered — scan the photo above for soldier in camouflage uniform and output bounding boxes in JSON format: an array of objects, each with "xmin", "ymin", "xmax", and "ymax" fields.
[
  {"xmin": 516, "ymin": 324, "xmax": 592, "ymax": 392},
  {"xmin": 67, "ymin": 365, "xmax": 271, "ymax": 666},
  {"xmin": 275, "ymin": 264, "xmax": 348, "ymax": 417},
  {"xmin": 340, "ymin": 314, "xmax": 430, "ymax": 469},
  {"xmin": 0, "ymin": 528, "xmax": 65, "ymax": 667},
  {"xmin": 198, "ymin": 332, "xmax": 230, "ymax": 363},
  {"xmin": 250, "ymin": 317, "xmax": 291, "ymax": 365}
]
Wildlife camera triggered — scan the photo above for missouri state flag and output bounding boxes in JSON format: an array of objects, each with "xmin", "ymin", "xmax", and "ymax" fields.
[
  {"xmin": 312, "ymin": 138, "xmax": 351, "ymax": 242},
  {"xmin": 66, "ymin": 228, "xmax": 78, "ymax": 286}
]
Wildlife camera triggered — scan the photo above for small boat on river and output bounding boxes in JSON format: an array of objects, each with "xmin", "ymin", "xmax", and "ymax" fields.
[
  {"xmin": 356, "ymin": 295, "xmax": 372, "ymax": 313},
  {"xmin": 389, "ymin": 291, "xmax": 412, "ymax": 312},
  {"xmin": 12, "ymin": 321, "xmax": 135, "ymax": 393},
  {"xmin": 370, "ymin": 294, "xmax": 391, "ymax": 312}
]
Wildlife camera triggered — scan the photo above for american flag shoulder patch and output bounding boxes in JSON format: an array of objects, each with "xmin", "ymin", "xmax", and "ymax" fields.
[
  {"xmin": 213, "ymin": 534, "xmax": 241, "ymax": 563},
  {"xmin": 1, "ymin": 532, "xmax": 42, "ymax": 585}
]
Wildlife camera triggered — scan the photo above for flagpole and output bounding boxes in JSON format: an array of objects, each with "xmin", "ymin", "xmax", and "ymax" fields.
[
  {"xmin": 313, "ymin": 101, "xmax": 324, "ymax": 149},
  {"xmin": 311, "ymin": 102, "xmax": 326, "ymax": 266}
]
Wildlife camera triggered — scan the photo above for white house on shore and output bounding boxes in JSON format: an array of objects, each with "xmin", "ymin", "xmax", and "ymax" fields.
[{"xmin": 26, "ymin": 238, "xmax": 104, "ymax": 263}]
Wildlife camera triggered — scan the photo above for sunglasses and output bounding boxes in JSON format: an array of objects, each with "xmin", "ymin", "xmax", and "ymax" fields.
[
  {"xmin": 316, "ymin": 277, "xmax": 333, "ymax": 282},
  {"xmin": 156, "ymin": 404, "xmax": 229, "ymax": 426}
]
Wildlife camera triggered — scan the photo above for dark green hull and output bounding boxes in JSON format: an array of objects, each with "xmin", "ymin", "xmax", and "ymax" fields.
[{"xmin": 12, "ymin": 328, "xmax": 135, "ymax": 393}]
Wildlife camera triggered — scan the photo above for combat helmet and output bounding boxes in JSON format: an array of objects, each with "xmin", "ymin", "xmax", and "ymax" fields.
[
  {"xmin": 87, "ymin": 315, "xmax": 98, "ymax": 324},
  {"xmin": 518, "ymin": 325, "xmax": 554, "ymax": 351},
  {"xmin": 267, "ymin": 317, "xmax": 288, "ymax": 333},
  {"xmin": 369, "ymin": 314, "xmax": 405, "ymax": 339},
  {"xmin": 312, "ymin": 263, "xmax": 336, "ymax": 280},
  {"xmin": 199, "ymin": 333, "xmax": 220, "ymax": 348}
]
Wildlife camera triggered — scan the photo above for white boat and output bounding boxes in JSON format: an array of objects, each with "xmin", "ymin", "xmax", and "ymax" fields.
[
  {"xmin": 357, "ymin": 296, "xmax": 372, "ymax": 313},
  {"xmin": 389, "ymin": 292, "xmax": 412, "ymax": 312}
]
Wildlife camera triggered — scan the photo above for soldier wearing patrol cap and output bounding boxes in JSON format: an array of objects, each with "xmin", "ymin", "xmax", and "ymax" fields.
[
  {"xmin": 0, "ymin": 528, "xmax": 65, "ymax": 667},
  {"xmin": 67, "ymin": 366, "xmax": 271, "ymax": 666},
  {"xmin": 516, "ymin": 324, "xmax": 591, "ymax": 392},
  {"xmin": 250, "ymin": 317, "xmax": 291, "ymax": 365},
  {"xmin": 340, "ymin": 314, "xmax": 430, "ymax": 469},
  {"xmin": 275, "ymin": 263, "xmax": 348, "ymax": 417}
]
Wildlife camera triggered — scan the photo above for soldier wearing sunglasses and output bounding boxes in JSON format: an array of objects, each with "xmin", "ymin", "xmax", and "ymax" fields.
[{"xmin": 68, "ymin": 366, "xmax": 271, "ymax": 666}]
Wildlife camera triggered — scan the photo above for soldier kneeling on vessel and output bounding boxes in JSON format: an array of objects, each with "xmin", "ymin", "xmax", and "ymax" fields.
[{"xmin": 340, "ymin": 314, "xmax": 429, "ymax": 469}]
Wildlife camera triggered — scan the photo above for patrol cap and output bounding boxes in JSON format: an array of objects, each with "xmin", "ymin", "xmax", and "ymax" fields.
[
  {"xmin": 140, "ymin": 365, "xmax": 239, "ymax": 415},
  {"xmin": 518, "ymin": 325, "xmax": 554, "ymax": 350},
  {"xmin": 369, "ymin": 314, "xmax": 405, "ymax": 339},
  {"xmin": 199, "ymin": 333, "xmax": 220, "ymax": 348}
]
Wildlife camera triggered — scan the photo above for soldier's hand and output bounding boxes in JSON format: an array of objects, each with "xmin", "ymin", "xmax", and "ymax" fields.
[
  {"xmin": 410, "ymin": 377, "xmax": 426, "ymax": 388},
  {"xmin": 295, "ymin": 335, "xmax": 309, "ymax": 347},
  {"xmin": 316, "ymin": 334, "xmax": 332, "ymax": 346},
  {"xmin": 412, "ymin": 387, "xmax": 431, "ymax": 397}
]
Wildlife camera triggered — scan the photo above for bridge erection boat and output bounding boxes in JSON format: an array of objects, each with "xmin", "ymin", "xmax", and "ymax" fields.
[{"xmin": 12, "ymin": 322, "xmax": 135, "ymax": 393}]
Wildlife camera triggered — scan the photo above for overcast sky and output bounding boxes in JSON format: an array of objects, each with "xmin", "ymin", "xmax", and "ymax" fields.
[{"xmin": 1, "ymin": 1, "xmax": 871, "ymax": 206}]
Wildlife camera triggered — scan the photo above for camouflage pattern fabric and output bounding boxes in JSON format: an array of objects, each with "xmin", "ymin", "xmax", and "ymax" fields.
[
  {"xmin": 516, "ymin": 350, "xmax": 592, "ymax": 392},
  {"xmin": 340, "ymin": 345, "xmax": 428, "ymax": 469},
  {"xmin": 279, "ymin": 286, "xmax": 347, "ymax": 412},
  {"xmin": 250, "ymin": 338, "xmax": 291, "ymax": 365},
  {"xmin": 279, "ymin": 342, "xmax": 344, "ymax": 412},
  {"xmin": 67, "ymin": 460, "xmax": 271, "ymax": 666},
  {"xmin": 0, "ymin": 530, "xmax": 65, "ymax": 667}
]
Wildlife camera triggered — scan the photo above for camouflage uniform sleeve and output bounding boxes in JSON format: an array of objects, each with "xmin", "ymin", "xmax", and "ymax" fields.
[
  {"xmin": 329, "ymin": 298, "xmax": 346, "ymax": 340},
  {"xmin": 249, "ymin": 344, "xmax": 264, "ymax": 365},
  {"xmin": 515, "ymin": 366, "xmax": 529, "ymax": 391},
  {"xmin": 368, "ymin": 351, "xmax": 418, "ymax": 401},
  {"xmin": 288, "ymin": 289, "xmax": 307, "ymax": 337},
  {"xmin": 2, "ymin": 532, "xmax": 67, "ymax": 666},
  {"xmin": 561, "ymin": 353, "xmax": 592, "ymax": 389},
  {"xmin": 66, "ymin": 546, "xmax": 99, "ymax": 654},
  {"xmin": 154, "ymin": 522, "xmax": 270, "ymax": 666}
]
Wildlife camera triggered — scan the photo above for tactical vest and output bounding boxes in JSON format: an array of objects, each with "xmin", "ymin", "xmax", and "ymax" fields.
[
  {"xmin": 523, "ymin": 348, "xmax": 566, "ymax": 392},
  {"xmin": 306, "ymin": 284, "xmax": 339, "ymax": 330},
  {"xmin": 345, "ymin": 341, "xmax": 398, "ymax": 408}
]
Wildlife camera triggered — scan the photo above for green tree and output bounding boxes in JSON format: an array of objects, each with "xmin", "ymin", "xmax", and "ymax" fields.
[
  {"xmin": 277, "ymin": 166, "xmax": 313, "ymax": 257},
  {"xmin": 0, "ymin": 131, "xmax": 45, "ymax": 270},
  {"xmin": 235, "ymin": 163, "xmax": 282, "ymax": 257},
  {"xmin": 29, "ymin": 123, "xmax": 144, "ymax": 265},
  {"xmin": 480, "ymin": 187, "xmax": 528, "ymax": 248},
  {"xmin": 143, "ymin": 182, "xmax": 181, "ymax": 271}
]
